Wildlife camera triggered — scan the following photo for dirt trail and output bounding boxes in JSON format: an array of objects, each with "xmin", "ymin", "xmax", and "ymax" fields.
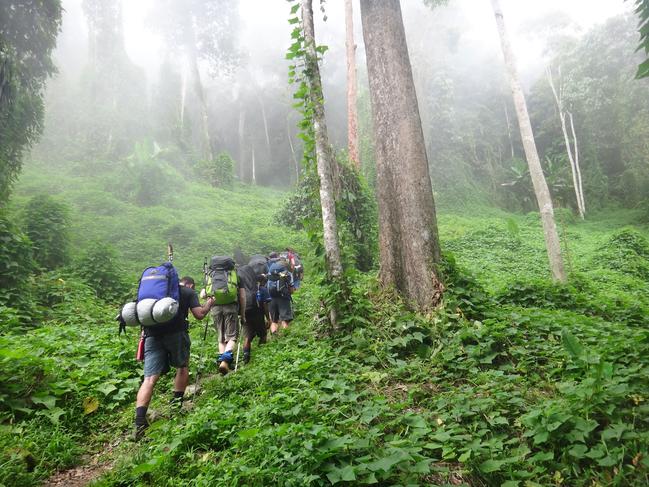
[
  {"xmin": 44, "ymin": 460, "xmax": 113, "ymax": 487},
  {"xmin": 43, "ymin": 438, "xmax": 120, "ymax": 487},
  {"xmin": 42, "ymin": 377, "xmax": 219, "ymax": 486}
]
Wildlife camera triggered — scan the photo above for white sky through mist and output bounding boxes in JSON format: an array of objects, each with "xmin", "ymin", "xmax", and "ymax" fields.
[{"xmin": 59, "ymin": 0, "xmax": 633, "ymax": 85}]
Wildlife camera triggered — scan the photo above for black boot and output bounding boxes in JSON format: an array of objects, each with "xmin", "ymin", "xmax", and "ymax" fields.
[
  {"xmin": 133, "ymin": 407, "xmax": 149, "ymax": 441},
  {"xmin": 170, "ymin": 391, "xmax": 184, "ymax": 412}
]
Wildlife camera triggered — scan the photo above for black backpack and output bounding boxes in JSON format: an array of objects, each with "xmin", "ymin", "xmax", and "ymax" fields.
[
  {"xmin": 248, "ymin": 255, "xmax": 268, "ymax": 277},
  {"xmin": 237, "ymin": 264, "xmax": 260, "ymax": 311}
]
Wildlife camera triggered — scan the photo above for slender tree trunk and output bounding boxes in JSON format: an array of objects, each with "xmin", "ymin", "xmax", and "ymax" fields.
[
  {"xmin": 345, "ymin": 0, "xmax": 361, "ymax": 169},
  {"xmin": 188, "ymin": 14, "xmax": 213, "ymax": 162},
  {"xmin": 503, "ymin": 100, "xmax": 515, "ymax": 159},
  {"xmin": 258, "ymin": 95, "xmax": 272, "ymax": 167},
  {"xmin": 547, "ymin": 68, "xmax": 584, "ymax": 219},
  {"xmin": 360, "ymin": 0, "xmax": 443, "ymax": 311},
  {"xmin": 568, "ymin": 111, "xmax": 585, "ymax": 215},
  {"xmin": 287, "ymin": 115, "xmax": 300, "ymax": 183},
  {"xmin": 180, "ymin": 60, "xmax": 188, "ymax": 134},
  {"xmin": 491, "ymin": 0, "xmax": 566, "ymax": 282},
  {"xmin": 190, "ymin": 55, "xmax": 213, "ymax": 161},
  {"xmin": 251, "ymin": 146, "xmax": 256, "ymax": 185},
  {"xmin": 301, "ymin": 0, "xmax": 343, "ymax": 289},
  {"xmin": 238, "ymin": 105, "xmax": 246, "ymax": 181}
]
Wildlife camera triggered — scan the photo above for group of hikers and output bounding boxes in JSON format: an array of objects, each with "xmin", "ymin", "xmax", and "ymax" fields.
[{"xmin": 122, "ymin": 248, "xmax": 304, "ymax": 440}]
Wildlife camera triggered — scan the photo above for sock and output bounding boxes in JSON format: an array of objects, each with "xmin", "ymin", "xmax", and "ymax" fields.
[
  {"xmin": 219, "ymin": 350, "xmax": 234, "ymax": 364},
  {"xmin": 243, "ymin": 347, "xmax": 250, "ymax": 354},
  {"xmin": 135, "ymin": 406, "xmax": 148, "ymax": 425},
  {"xmin": 173, "ymin": 391, "xmax": 184, "ymax": 401}
]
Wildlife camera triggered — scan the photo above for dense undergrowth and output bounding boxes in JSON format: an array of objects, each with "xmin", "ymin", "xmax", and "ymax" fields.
[
  {"xmin": 94, "ymin": 236, "xmax": 649, "ymax": 486},
  {"xmin": 1, "ymin": 161, "xmax": 648, "ymax": 485}
]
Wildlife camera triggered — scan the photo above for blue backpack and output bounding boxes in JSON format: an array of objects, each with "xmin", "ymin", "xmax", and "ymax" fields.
[
  {"xmin": 267, "ymin": 261, "xmax": 292, "ymax": 298},
  {"xmin": 119, "ymin": 262, "xmax": 180, "ymax": 330},
  {"xmin": 138, "ymin": 262, "xmax": 180, "ymax": 302}
]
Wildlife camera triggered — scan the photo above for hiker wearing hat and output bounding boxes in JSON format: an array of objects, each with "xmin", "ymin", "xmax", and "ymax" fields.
[{"xmin": 134, "ymin": 276, "xmax": 214, "ymax": 440}]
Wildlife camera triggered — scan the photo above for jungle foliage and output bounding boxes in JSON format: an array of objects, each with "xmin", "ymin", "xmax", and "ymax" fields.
[{"xmin": 0, "ymin": 0, "xmax": 62, "ymax": 202}]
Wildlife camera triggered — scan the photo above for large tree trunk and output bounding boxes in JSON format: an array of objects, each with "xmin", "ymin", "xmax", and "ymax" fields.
[
  {"xmin": 491, "ymin": 0, "xmax": 566, "ymax": 282},
  {"xmin": 345, "ymin": 0, "xmax": 360, "ymax": 169},
  {"xmin": 301, "ymin": 0, "xmax": 343, "ymax": 289},
  {"xmin": 360, "ymin": 0, "xmax": 443, "ymax": 311}
]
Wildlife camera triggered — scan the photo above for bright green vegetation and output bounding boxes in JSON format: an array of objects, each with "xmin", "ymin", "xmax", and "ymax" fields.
[
  {"xmin": 2, "ymin": 169, "xmax": 648, "ymax": 485},
  {"xmin": 9, "ymin": 163, "xmax": 306, "ymax": 279}
]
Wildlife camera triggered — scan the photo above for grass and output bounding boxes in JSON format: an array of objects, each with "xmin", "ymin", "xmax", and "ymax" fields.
[{"xmin": 2, "ymin": 158, "xmax": 649, "ymax": 485}]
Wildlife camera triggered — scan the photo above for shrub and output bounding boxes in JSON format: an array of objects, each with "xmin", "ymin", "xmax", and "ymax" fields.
[
  {"xmin": 595, "ymin": 227, "xmax": 649, "ymax": 280},
  {"xmin": 23, "ymin": 195, "xmax": 70, "ymax": 271},
  {"xmin": 73, "ymin": 241, "xmax": 128, "ymax": 303},
  {"xmin": 0, "ymin": 210, "xmax": 36, "ymax": 325},
  {"xmin": 196, "ymin": 152, "xmax": 234, "ymax": 187},
  {"xmin": 276, "ymin": 164, "xmax": 378, "ymax": 271},
  {"xmin": 114, "ymin": 141, "xmax": 181, "ymax": 207}
]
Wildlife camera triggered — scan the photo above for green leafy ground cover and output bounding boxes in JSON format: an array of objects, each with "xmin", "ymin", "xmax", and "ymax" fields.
[{"xmin": 2, "ymin": 163, "xmax": 648, "ymax": 485}]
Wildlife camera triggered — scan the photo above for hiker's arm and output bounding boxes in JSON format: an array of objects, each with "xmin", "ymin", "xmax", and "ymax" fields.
[{"xmin": 190, "ymin": 296, "xmax": 214, "ymax": 320}]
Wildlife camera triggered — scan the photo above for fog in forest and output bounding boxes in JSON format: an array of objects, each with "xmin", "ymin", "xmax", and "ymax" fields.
[{"xmin": 32, "ymin": 0, "xmax": 639, "ymax": 202}]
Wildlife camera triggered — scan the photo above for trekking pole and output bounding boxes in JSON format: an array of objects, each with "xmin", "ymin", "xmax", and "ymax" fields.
[
  {"xmin": 168, "ymin": 242, "xmax": 174, "ymax": 262},
  {"xmin": 193, "ymin": 257, "xmax": 210, "ymax": 400},
  {"xmin": 235, "ymin": 317, "xmax": 243, "ymax": 372}
]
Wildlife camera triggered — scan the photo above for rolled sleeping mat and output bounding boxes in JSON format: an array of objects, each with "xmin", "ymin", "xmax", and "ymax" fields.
[
  {"xmin": 152, "ymin": 297, "xmax": 179, "ymax": 323},
  {"xmin": 121, "ymin": 301, "xmax": 139, "ymax": 326},
  {"xmin": 136, "ymin": 298, "xmax": 157, "ymax": 327}
]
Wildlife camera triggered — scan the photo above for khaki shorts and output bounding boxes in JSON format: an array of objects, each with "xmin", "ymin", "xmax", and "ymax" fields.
[{"xmin": 211, "ymin": 303, "xmax": 240, "ymax": 343}]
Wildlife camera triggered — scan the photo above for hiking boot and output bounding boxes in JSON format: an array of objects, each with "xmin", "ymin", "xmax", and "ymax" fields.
[
  {"xmin": 132, "ymin": 420, "xmax": 149, "ymax": 442},
  {"xmin": 218, "ymin": 360, "xmax": 230, "ymax": 375},
  {"xmin": 243, "ymin": 351, "xmax": 251, "ymax": 364},
  {"xmin": 169, "ymin": 397, "xmax": 183, "ymax": 413}
]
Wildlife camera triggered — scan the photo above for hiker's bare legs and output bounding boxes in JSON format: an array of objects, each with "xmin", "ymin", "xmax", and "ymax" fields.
[
  {"xmin": 219, "ymin": 339, "xmax": 236, "ymax": 353},
  {"xmin": 174, "ymin": 367, "xmax": 189, "ymax": 393},
  {"xmin": 136, "ymin": 374, "xmax": 160, "ymax": 408},
  {"xmin": 270, "ymin": 322, "xmax": 279, "ymax": 334}
]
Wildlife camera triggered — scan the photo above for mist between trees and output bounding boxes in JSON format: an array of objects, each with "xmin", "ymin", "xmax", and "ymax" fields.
[{"xmin": 4, "ymin": 0, "xmax": 639, "ymax": 216}]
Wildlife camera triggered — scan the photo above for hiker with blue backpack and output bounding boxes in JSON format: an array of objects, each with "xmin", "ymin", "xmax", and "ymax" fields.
[
  {"xmin": 267, "ymin": 252, "xmax": 296, "ymax": 334},
  {"xmin": 204, "ymin": 256, "xmax": 246, "ymax": 375},
  {"xmin": 120, "ymin": 262, "xmax": 215, "ymax": 441}
]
